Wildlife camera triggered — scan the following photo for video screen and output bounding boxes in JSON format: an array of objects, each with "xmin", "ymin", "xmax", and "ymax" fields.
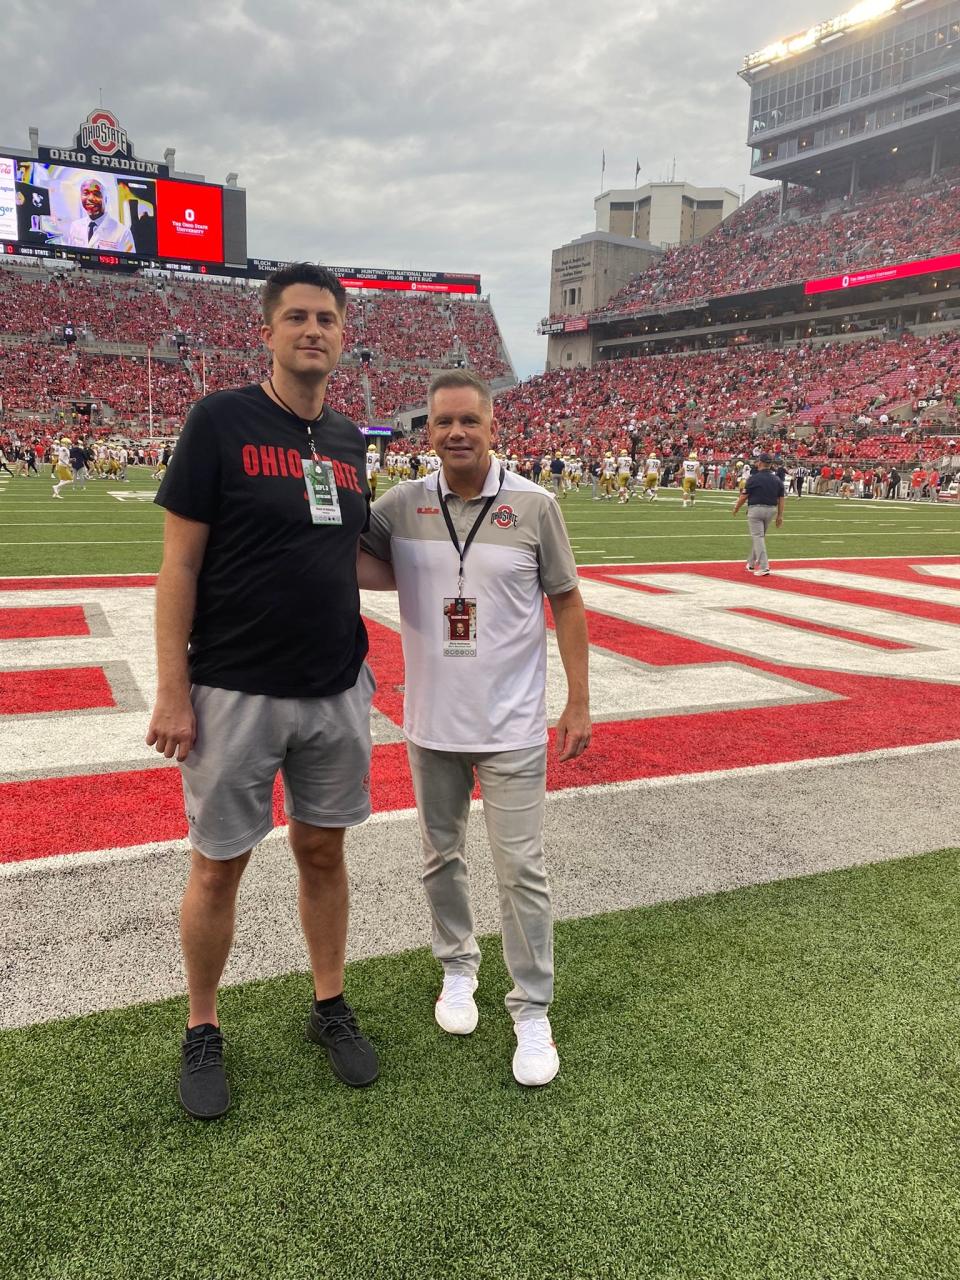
[{"xmin": 12, "ymin": 161, "xmax": 224, "ymax": 264}]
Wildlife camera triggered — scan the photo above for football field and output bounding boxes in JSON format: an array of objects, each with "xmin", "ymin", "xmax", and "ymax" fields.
[
  {"xmin": 0, "ymin": 468, "xmax": 958, "ymax": 575},
  {"xmin": 3, "ymin": 469, "xmax": 960, "ymax": 1279}
]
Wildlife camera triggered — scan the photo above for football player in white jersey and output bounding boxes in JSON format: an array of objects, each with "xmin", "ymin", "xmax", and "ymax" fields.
[
  {"xmin": 365, "ymin": 443, "xmax": 381, "ymax": 498},
  {"xmin": 601, "ymin": 452, "xmax": 617, "ymax": 499},
  {"xmin": 616, "ymin": 452, "xmax": 632, "ymax": 503},
  {"xmin": 51, "ymin": 438, "xmax": 72, "ymax": 500},
  {"xmin": 642, "ymin": 454, "xmax": 660, "ymax": 501},
  {"xmin": 681, "ymin": 453, "xmax": 702, "ymax": 508}
]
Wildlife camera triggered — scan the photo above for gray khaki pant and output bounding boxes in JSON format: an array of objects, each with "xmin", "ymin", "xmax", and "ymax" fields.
[
  {"xmin": 747, "ymin": 504, "xmax": 777, "ymax": 571},
  {"xmin": 406, "ymin": 741, "xmax": 552, "ymax": 1021}
]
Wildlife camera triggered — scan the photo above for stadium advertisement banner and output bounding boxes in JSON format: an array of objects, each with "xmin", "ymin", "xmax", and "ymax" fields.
[
  {"xmin": 249, "ymin": 258, "xmax": 481, "ymax": 294},
  {"xmin": 804, "ymin": 251, "xmax": 960, "ymax": 296},
  {"xmin": 564, "ymin": 316, "xmax": 589, "ymax": 332},
  {"xmin": 154, "ymin": 179, "xmax": 223, "ymax": 263},
  {"xmin": 0, "ymin": 156, "xmax": 16, "ymax": 240},
  {"xmin": 9, "ymin": 158, "xmax": 225, "ymax": 265}
]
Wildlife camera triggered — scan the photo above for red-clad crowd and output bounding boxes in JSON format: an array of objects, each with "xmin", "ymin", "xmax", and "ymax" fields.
[
  {"xmin": 489, "ymin": 332, "xmax": 960, "ymax": 468},
  {"xmin": 0, "ymin": 263, "xmax": 510, "ymax": 432},
  {"xmin": 590, "ymin": 169, "xmax": 960, "ymax": 319}
]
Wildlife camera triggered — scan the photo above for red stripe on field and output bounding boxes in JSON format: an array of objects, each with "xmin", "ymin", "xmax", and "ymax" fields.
[
  {"xmin": 0, "ymin": 742, "xmax": 416, "ymax": 863},
  {"xmin": 0, "ymin": 667, "xmax": 115, "ymax": 715},
  {"xmin": 583, "ymin": 559, "xmax": 960, "ymax": 627},
  {"xmin": 363, "ymin": 617, "xmax": 405, "ymax": 726},
  {"xmin": 728, "ymin": 608, "xmax": 910, "ymax": 651},
  {"xmin": 6, "ymin": 555, "xmax": 960, "ymax": 863},
  {"xmin": 0, "ymin": 606, "xmax": 90, "ymax": 639},
  {"xmin": 0, "ymin": 575, "xmax": 157, "ymax": 591}
]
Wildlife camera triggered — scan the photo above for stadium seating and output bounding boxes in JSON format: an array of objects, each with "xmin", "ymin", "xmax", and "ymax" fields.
[
  {"xmin": 491, "ymin": 332, "xmax": 960, "ymax": 464},
  {"xmin": 0, "ymin": 262, "xmax": 512, "ymax": 442},
  {"xmin": 591, "ymin": 168, "xmax": 960, "ymax": 317}
]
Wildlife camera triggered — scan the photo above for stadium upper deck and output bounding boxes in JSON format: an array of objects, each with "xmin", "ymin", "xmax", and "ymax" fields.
[
  {"xmin": 541, "ymin": 0, "xmax": 960, "ymax": 368},
  {"xmin": 591, "ymin": 168, "xmax": 960, "ymax": 327},
  {"xmin": 741, "ymin": 0, "xmax": 960, "ymax": 190}
]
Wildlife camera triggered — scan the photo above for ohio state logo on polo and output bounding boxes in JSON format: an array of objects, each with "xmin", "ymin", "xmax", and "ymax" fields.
[{"xmin": 491, "ymin": 503, "xmax": 518, "ymax": 529}]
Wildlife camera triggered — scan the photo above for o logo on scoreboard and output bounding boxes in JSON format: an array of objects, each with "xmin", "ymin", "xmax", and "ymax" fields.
[
  {"xmin": 184, "ymin": 208, "xmax": 195, "ymax": 223},
  {"xmin": 842, "ymin": 275, "xmax": 850, "ymax": 288}
]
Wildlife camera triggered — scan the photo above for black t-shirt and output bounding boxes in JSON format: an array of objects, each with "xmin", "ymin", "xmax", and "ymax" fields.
[
  {"xmin": 156, "ymin": 384, "xmax": 369, "ymax": 697},
  {"xmin": 745, "ymin": 469, "xmax": 785, "ymax": 506}
]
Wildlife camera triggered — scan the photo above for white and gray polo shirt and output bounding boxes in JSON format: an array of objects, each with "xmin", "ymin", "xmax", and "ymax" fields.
[{"xmin": 362, "ymin": 459, "xmax": 579, "ymax": 753}]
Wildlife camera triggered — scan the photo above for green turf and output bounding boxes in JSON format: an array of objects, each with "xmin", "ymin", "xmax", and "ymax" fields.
[
  {"xmin": 4, "ymin": 850, "xmax": 960, "ymax": 1279},
  {"xmin": 1, "ymin": 472, "xmax": 958, "ymax": 577}
]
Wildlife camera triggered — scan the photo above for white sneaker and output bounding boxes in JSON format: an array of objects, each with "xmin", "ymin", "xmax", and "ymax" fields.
[
  {"xmin": 512, "ymin": 1017, "xmax": 559, "ymax": 1086},
  {"xmin": 434, "ymin": 973, "xmax": 478, "ymax": 1035}
]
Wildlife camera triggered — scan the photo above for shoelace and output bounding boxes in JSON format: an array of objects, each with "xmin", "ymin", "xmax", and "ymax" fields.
[
  {"xmin": 183, "ymin": 1031, "xmax": 224, "ymax": 1073},
  {"xmin": 516, "ymin": 1021, "xmax": 554, "ymax": 1057},
  {"xmin": 441, "ymin": 976, "xmax": 475, "ymax": 1007},
  {"xmin": 314, "ymin": 1007, "xmax": 363, "ymax": 1043}
]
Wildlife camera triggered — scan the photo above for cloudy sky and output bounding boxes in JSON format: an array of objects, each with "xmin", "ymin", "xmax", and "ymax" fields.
[{"xmin": 5, "ymin": 0, "xmax": 847, "ymax": 377}]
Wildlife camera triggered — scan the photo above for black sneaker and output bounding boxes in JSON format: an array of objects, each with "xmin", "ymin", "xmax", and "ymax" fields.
[
  {"xmin": 178, "ymin": 1023, "xmax": 230, "ymax": 1119},
  {"xmin": 306, "ymin": 998, "xmax": 379, "ymax": 1087}
]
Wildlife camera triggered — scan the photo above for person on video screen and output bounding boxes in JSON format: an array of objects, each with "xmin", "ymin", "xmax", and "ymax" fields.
[{"xmin": 63, "ymin": 178, "xmax": 135, "ymax": 253}]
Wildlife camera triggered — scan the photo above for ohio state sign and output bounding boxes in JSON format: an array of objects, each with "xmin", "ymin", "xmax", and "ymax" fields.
[{"xmin": 36, "ymin": 107, "xmax": 168, "ymax": 176}]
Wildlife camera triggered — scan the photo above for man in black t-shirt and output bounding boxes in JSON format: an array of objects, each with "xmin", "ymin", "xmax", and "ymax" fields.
[
  {"xmin": 146, "ymin": 262, "xmax": 394, "ymax": 1119},
  {"xmin": 731, "ymin": 452, "xmax": 785, "ymax": 576}
]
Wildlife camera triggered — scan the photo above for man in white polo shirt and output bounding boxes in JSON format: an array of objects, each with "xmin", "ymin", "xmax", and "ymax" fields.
[{"xmin": 361, "ymin": 369, "xmax": 591, "ymax": 1086}]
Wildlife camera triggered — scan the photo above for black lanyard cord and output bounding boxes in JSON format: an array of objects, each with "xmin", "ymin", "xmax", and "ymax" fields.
[
  {"xmin": 437, "ymin": 463, "xmax": 505, "ymax": 598},
  {"xmin": 267, "ymin": 379, "xmax": 325, "ymax": 463}
]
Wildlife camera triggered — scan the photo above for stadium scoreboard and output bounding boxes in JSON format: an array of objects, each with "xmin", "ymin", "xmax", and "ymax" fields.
[
  {"xmin": 0, "ymin": 108, "xmax": 481, "ymax": 293},
  {"xmin": 1, "ymin": 110, "xmax": 246, "ymax": 273}
]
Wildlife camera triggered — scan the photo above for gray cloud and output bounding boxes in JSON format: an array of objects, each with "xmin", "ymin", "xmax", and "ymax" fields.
[{"xmin": 3, "ymin": 0, "xmax": 844, "ymax": 376}]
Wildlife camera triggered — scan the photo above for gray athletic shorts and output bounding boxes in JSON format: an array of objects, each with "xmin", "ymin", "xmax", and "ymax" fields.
[{"xmin": 180, "ymin": 664, "xmax": 376, "ymax": 860}]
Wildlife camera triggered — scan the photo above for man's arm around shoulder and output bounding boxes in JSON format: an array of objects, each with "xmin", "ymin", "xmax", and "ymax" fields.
[{"xmin": 145, "ymin": 511, "xmax": 209, "ymax": 763}]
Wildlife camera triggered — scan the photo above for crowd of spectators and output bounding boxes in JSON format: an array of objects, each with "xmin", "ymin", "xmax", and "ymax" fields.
[
  {"xmin": 0, "ymin": 264, "xmax": 510, "ymax": 431},
  {"xmin": 489, "ymin": 332, "xmax": 960, "ymax": 468},
  {"xmin": 591, "ymin": 168, "xmax": 960, "ymax": 318}
]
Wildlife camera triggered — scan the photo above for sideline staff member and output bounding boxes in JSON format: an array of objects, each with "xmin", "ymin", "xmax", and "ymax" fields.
[
  {"xmin": 732, "ymin": 451, "xmax": 785, "ymax": 575},
  {"xmin": 362, "ymin": 370, "xmax": 591, "ymax": 1087},
  {"xmin": 147, "ymin": 262, "xmax": 386, "ymax": 1119}
]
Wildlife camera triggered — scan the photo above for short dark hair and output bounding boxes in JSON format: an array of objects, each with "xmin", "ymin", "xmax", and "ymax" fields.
[
  {"xmin": 260, "ymin": 262, "xmax": 347, "ymax": 325},
  {"xmin": 427, "ymin": 368, "xmax": 492, "ymax": 413}
]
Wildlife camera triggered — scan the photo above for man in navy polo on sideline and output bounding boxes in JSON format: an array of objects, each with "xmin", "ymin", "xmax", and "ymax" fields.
[{"xmin": 731, "ymin": 451, "xmax": 785, "ymax": 576}]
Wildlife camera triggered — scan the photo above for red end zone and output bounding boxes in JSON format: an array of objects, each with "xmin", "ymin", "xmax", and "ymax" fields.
[{"xmin": 2, "ymin": 557, "xmax": 960, "ymax": 864}]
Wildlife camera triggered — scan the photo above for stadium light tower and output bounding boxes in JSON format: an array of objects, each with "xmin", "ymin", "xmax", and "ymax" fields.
[{"xmin": 740, "ymin": 0, "xmax": 960, "ymax": 200}]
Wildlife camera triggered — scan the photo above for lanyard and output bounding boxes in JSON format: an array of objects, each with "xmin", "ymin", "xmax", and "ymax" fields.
[
  {"xmin": 438, "ymin": 463, "xmax": 504, "ymax": 598},
  {"xmin": 267, "ymin": 378, "xmax": 325, "ymax": 464}
]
